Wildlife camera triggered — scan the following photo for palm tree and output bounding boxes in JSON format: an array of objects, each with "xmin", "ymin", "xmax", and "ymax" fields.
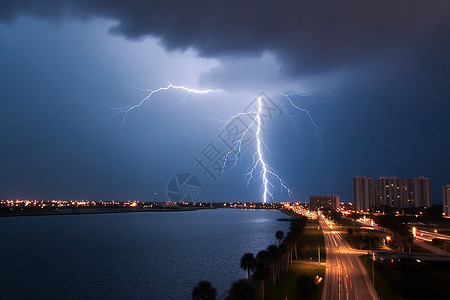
[
  {"xmin": 288, "ymin": 217, "xmax": 307, "ymax": 259},
  {"xmin": 254, "ymin": 250, "xmax": 270, "ymax": 300},
  {"xmin": 275, "ymin": 230, "xmax": 284, "ymax": 246},
  {"xmin": 240, "ymin": 253, "xmax": 256, "ymax": 280},
  {"xmin": 225, "ymin": 279, "xmax": 257, "ymax": 300},
  {"xmin": 277, "ymin": 243, "xmax": 287, "ymax": 275},
  {"xmin": 266, "ymin": 244, "xmax": 281, "ymax": 284},
  {"xmin": 192, "ymin": 281, "xmax": 217, "ymax": 300},
  {"xmin": 397, "ymin": 226, "xmax": 413, "ymax": 252}
]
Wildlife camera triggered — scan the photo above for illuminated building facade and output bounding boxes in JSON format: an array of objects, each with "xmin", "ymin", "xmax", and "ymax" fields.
[
  {"xmin": 443, "ymin": 185, "xmax": 450, "ymax": 217},
  {"xmin": 309, "ymin": 195, "xmax": 340, "ymax": 211},
  {"xmin": 353, "ymin": 176, "xmax": 431, "ymax": 211}
]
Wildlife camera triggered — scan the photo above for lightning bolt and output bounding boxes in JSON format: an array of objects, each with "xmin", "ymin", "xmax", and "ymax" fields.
[
  {"xmin": 105, "ymin": 85, "xmax": 319, "ymax": 204},
  {"xmin": 222, "ymin": 96, "xmax": 292, "ymax": 203},
  {"xmin": 281, "ymin": 92, "xmax": 322, "ymax": 147},
  {"xmin": 105, "ymin": 83, "xmax": 220, "ymax": 130}
]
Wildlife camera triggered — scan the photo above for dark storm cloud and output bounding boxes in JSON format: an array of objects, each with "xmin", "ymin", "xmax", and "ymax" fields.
[{"xmin": 1, "ymin": 0, "xmax": 450, "ymax": 75}]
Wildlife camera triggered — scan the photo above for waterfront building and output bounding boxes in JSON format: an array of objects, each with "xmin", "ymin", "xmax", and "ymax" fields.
[
  {"xmin": 309, "ymin": 195, "xmax": 340, "ymax": 211},
  {"xmin": 443, "ymin": 185, "xmax": 450, "ymax": 217},
  {"xmin": 353, "ymin": 176, "xmax": 431, "ymax": 211}
]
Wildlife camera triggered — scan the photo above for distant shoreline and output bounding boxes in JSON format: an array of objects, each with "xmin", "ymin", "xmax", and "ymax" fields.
[
  {"xmin": 0, "ymin": 207, "xmax": 216, "ymax": 218},
  {"xmin": 0, "ymin": 203, "xmax": 286, "ymax": 218}
]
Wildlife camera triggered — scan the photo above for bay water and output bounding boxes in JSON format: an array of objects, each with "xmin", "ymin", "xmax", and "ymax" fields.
[{"xmin": 0, "ymin": 208, "xmax": 289, "ymax": 299}]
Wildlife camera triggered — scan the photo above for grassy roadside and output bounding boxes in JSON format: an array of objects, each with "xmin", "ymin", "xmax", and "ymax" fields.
[
  {"xmin": 335, "ymin": 218, "xmax": 364, "ymax": 249},
  {"xmin": 336, "ymin": 218, "xmax": 435, "ymax": 253},
  {"xmin": 339, "ymin": 218, "xmax": 445, "ymax": 254},
  {"xmin": 335, "ymin": 218, "xmax": 387, "ymax": 250},
  {"xmin": 337, "ymin": 218, "xmax": 361, "ymax": 230},
  {"xmin": 297, "ymin": 220, "xmax": 326, "ymax": 262},
  {"xmin": 360, "ymin": 254, "xmax": 450, "ymax": 300},
  {"xmin": 265, "ymin": 261, "xmax": 325, "ymax": 300},
  {"xmin": 265, "ymin": 220, "xmax": 326, "ymax": 300},
  {"xmin": 360, "ymin": 255, "xmax": 397, "ymax": 300}
]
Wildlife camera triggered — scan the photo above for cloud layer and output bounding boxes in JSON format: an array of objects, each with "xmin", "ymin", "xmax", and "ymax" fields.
[{"xmin": 2, "ymin": 0, "xmax": 450, "ymax": 76}]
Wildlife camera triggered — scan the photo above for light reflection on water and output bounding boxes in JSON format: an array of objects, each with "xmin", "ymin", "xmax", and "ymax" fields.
[{"xmin": 0, "ymin": 208, "xmax": 289, "ymax": 299}]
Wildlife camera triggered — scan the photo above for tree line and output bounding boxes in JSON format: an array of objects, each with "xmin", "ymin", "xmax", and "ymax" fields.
[
  {"xmin": 374, "ymin": 214, "xmax": 413, "ymax": 252},
  {"xmin": 191, "ymin": 216, "xmax": 308, "ymax": 300}
]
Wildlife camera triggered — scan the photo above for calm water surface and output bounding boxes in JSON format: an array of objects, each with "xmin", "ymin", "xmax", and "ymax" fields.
[{"xmin": 0, "ymin": 209, "xmax": 290, "ymax": 299}]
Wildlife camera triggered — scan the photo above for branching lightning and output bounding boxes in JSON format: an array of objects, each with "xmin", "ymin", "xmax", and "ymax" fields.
[
  {"xmin": 105, "ymin": 83, "xmax": 220, "ymax": 129},
  {"xmin": 219, "ymin": 92, "xmax": 322, "ymax": 203},
  {"xmin": 222, "ymin": 97, "xmax": 292, "ymax": 203},
  {"xmin": 106, "ymin": 83, "xmax": 321, "ymax": 204},
  {"xmin": 281, "ymin": 92, "xmax": 322, "ymax": 147}
]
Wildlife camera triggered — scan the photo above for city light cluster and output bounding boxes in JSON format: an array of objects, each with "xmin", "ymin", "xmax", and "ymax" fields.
[{"xmin": 282, "ymin": 202, "xmax": 318, "ymax": 219}]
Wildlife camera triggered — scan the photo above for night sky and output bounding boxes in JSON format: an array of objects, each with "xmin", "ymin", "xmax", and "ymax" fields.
[{"xmin": 0, "ymin": 1, "xmax": 449, "ymax": 203}]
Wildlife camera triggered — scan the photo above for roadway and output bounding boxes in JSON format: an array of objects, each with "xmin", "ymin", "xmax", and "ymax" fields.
[
  {"xmin": 320, "ymin": 218, "xmax": 380, "ymax": 300},
  {"xmin": 414, "ymin": 228, "xmax": 450, "ymax": 242}
]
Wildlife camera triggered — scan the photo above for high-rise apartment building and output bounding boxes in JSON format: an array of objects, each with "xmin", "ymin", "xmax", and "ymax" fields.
[
  {"xmin": 354, "ymin": 177, "xmax": 370, "ymax": 211},
  {"xmin": 412, "ymin": 177, "xmax": 432, "ymax": 208},
  {"xmin": 353, "ymin": 176, "xmax": 431, "ymax": 211},
  {"xmin": 443, "ymin": 185, "xmax": 450, "ymax": 217},
  {"xmin": 310, "ymin": 195, "xmax": 340, "ymax": 211}
]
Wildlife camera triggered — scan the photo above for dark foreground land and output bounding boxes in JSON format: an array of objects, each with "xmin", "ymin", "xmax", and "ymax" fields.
[
  {"xmin": 265, "ymin": 219, "xmax": 326, "ymax": 300},
  {"xmin": 361, "ymin": 255, "xmax": 450, "ymax": 300}
]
